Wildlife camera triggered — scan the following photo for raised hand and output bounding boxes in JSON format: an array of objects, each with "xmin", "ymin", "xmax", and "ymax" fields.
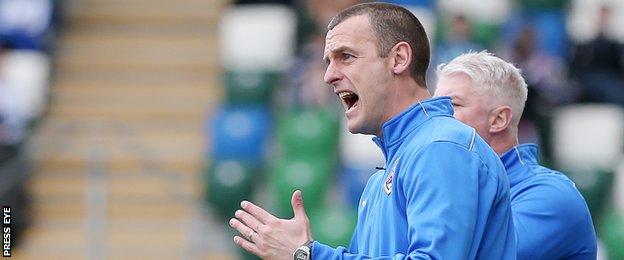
[{"xmin": 230, "ymin": 190, "xmax": 313, "ymax": 260}]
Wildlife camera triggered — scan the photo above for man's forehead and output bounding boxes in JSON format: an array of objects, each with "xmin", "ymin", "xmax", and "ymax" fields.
[
  {"xmin": 325, "ymin": 15, "xmax": 374, "ymax": 42},
  {"xmin": 436, "ymin": 74, "xmax": 473, "ymax": 95},
  {"xmin": 323, "ymin": 17, "xmax": 376, "ymax": 54}
]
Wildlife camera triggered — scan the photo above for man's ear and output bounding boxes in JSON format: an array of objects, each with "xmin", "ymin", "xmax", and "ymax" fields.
[
  {"xmin": 489, "ymin": 106, "xmax": 513, "ymax": 134},
  {"xmin": 390, "ymin": 41, "xmax": 412, "ymax": 75}
]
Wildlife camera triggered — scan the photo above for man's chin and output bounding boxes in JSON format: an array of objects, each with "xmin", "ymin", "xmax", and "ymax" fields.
[
  {"xmin": 346, "ymin": 121, "xmax": 361, "ymax": 135},
  {"xmin": 346, "ymin": 121, "xmax": 374, "ymax": 135}
]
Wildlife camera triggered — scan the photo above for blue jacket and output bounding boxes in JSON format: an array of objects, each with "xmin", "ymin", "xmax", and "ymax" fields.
[
  {"xmin": 501, "ymin": 144, "xmax": 597, "ymax": 259},
  {"xmin": 312, "ymin": 97, "xmax": 516, "ymax": 259}
]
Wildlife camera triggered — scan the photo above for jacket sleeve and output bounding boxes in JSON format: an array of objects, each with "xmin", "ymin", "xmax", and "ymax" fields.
[{"xmin": 311, "ymin": 141, "xmax": 484, "ymax": 259}]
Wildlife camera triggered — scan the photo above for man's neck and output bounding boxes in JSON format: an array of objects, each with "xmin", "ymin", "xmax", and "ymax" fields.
[
  {"xmin": 489, "ymin": 132, "xmax": 519, "ymax": 156},
  {"xmin": 376, "ymin": 80, "xmax": 431, "ymax": 137}
]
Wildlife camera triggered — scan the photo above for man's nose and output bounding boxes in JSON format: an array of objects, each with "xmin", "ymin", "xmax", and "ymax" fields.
[{"xmin": 323, "ymin": 63, "xmax": 341, "ymax": 86}]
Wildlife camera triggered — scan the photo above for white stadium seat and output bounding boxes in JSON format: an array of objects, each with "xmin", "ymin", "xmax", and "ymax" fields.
[
  {"xmin": 553, "ymin": 104, "xmax": 624, "ymax": 170},
  {"xmin": 1, "ymin": 50, "xmax": 50, "ymax": 120},
  {"xmin": 219, "ymin": 4, "xmax": 296, "ymax": 71},
  {"xmin": 567, "ymin": 0, "xmax": 624, "ymax": 42},
  {"xmin": 339, "ymin": 119, "xmax": 385, "ymax": 168},
  {"xmin": 437, "ymin": 0, "xmax": 511, "ymax": 24}
]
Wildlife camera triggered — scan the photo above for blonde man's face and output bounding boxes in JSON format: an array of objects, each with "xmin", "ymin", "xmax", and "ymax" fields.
[{"xmin": 434, "ymin": 73, "xmax": 493, "ymax": 141}]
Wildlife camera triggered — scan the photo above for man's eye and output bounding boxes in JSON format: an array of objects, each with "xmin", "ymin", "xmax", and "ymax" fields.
[{"xmin": 342, "ymin": 53, "xmax": 355, "ymax": 60}]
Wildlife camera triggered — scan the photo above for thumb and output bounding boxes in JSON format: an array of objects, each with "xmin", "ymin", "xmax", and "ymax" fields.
[{"xmin": 291, "ymin": 190, "xmax": 307, "ymax": 220}]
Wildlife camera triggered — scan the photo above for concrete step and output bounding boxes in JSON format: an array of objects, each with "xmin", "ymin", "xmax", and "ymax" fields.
[
  {"xmin": 67, "ymin": 0, "xmax": 224, "ymax": 27},
  {"xmin": 54, "ymin": 30, "xmax": 219, "ymax": 76},
  {"xmin": 54, "ymin": 66, "xmax": 219, "ymax": 84},
  {"xmin": 29, "ymin": 176, "xmax": 85, "ymax": 197},
  {"xmin": 108, "ymin": 200, "xmax": 188, "ymax": 218},
  {"xmin": 29, "ymin": 200, "xmax": 85, "ymax": 219},
  {"xmin": 33, "ymin": 159, "xmax": 203, "ymax": 174},
  {"xmin": 19, "ymin": 0, "xmax": 230, "ymax": 257},
  {"xmin": 59, "ymin": 30, "xmax": 217, "ymax": 52},
  {"xmin": 53, "ymin": 79, "xmax": 219, "ymax": 97},
  {"xmin": 47, "ymin": 103, "xmax": 207, "ymax": 120},
  {"xmin": 29, "ymin": 176, "xmax": 201, "ymax": 199}
]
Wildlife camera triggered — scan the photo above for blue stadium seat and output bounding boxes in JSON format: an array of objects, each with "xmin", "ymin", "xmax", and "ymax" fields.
[
  {"xmin": 0, "ymin": 0, "xmax": 53, "ymax": 50},
  {"xmin": 208, "ymin": 104, "xmax": 272, "ymax": 164},
  {"xmin": 532, "ymin": 11, "xmax": 568, "ymax": 58}
]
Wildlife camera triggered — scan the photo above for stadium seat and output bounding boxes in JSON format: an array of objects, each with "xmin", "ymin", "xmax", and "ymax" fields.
[
  {"xmin": 0, "ymin": 0, "xmax": 53, "ymax": 50},
  {"xmin": 209, "ymin": 104, "xmax": 272, "ymax": 164},
  {"xmin": 276, "ymin": 107, "xmax": 339, "ymax": 158},
  {"xmin": 531, "ymin": 11, "xmax": 568, "ymax": 58},
  {"xmin": 437, "ymin": 0, "xmax": 511, "ymax": 24},
  {"xmin": 614, "ymin": 162, "xmax": 624, "ymax": 218},
  {"xmin": 567, "ymin": 0, "xmax": 624, "ymax": 43},
  {"xmin": 219, "ymin": 4, "xmax": 296, "ymax": 71},
  {"xmin": 270, "ymin": 154, "xmax": 334, "ymax": 218},
  {"xmin": 1, "ymin": 50, "xmax": 50, "ymax": 120},
  {"xmin": 471, "ymin": 20, "xmax": 500, "ymax": 48},
  {"xmin": 205, "ymin": 159, "xmax": 259, "ymax": 219},
  {"xmin": 599, "ymin": 211, "xmax": 624, "ymax": 260},
  {"xmin": 339, "ymin": 123, "xmax": 383, "ymax": 166},
  {"xmin": 519, "ymin": 0, "xmax": 567, "ymax": 11},
  {"xmin": 310, "ymin": 206, "xmax": 356, "ymax": 248},
  {"xmin": 553, "ymin": 104, "xmax": 624, "ymax": 171},
  {"xmin": 223, "ymin": 69, "xmax": 281, "ymax": 105}
]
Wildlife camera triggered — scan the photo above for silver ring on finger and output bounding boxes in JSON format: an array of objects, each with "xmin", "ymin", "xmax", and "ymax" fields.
[{"xmin": 247, "ymin": 230, "xmax": 255, "ymax": 241}]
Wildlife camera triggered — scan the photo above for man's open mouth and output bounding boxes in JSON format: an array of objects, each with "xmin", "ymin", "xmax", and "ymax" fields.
[{"xmin": 338, "ymin": 91, "xmax": 359, "ymax": 111}]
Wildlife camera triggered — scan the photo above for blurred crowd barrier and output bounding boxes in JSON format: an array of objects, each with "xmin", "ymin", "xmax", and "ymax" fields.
[{"xmin": 207, "ymin": 0, "xmax": 624, "ymax": 259}]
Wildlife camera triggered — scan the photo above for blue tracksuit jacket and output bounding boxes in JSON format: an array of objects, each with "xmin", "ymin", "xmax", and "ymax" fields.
[
  {"xmin": 501, "ymin": 144, "xmax": 597, "ymax": 259},
  {"xmin": 312, "ymin": 97, "xmax": 516, "ymax": 259}
]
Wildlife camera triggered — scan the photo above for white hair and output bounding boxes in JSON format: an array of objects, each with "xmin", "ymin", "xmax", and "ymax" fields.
[{"xmin": 436, "ymin": 51, "xmax": 528, "ymax": 127}]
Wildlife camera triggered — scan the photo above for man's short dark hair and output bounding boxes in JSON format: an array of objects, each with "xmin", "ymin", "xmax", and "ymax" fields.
[{"xmin": 328, "ymin": 3, "xmax": 430, "ymax": 88}]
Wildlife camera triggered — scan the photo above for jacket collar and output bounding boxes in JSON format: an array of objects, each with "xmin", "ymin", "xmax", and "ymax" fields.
[
  {"xmin": 372, "ymin": 96, "xmax": 454, "ymax": 164},
  {"xmin": 500, "ymin": 143, "xmax": 539, "ymax": 187}
]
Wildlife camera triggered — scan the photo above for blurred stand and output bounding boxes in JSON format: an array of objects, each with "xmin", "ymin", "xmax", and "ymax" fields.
[
  {"xmin": 571, "ymin": 5, "xmax": 624, "ymax": 106},
  {"xmin": 434, "ymin": 14, "xmax": 483, "ymax": 66}
]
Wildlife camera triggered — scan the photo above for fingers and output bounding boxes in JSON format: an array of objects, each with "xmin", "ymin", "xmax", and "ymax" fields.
[
  {"xmin": 241, "ymin": 200, "xmax": 278, "ymax": 224},
  {"xmin": 291, "ymin": 190, "xmax": 307, "ymax": 220},
  {"xmin": 234, "ymin": 209, "xmax": 264, "ymax": 234},
  {"xmin": 233, "ymin": 235, "xmax": 262, "ymax": 257},
  {"xmin": 229, "ymin": 218, "xmax": 257, "ymax": 243}
]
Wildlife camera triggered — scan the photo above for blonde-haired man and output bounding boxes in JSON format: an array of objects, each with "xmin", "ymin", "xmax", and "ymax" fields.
[{"xmin": 435, "ymin": 51, "xmax": 597, "ymax": 259}]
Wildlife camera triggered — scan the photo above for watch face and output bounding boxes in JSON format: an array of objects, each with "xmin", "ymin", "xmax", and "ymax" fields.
[{"xmin": 294, "ymin": 249, "xmax": 308, "ymax": 260}]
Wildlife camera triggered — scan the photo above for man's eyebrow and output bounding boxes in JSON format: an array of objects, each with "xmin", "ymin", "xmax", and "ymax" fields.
[
  {"xmin": 448, "ymin": 94, "xmax": 463, "ymax": 102},
  {"xmin": 323, "ymin": 46, "xmax": 356, "ymax": 63}
]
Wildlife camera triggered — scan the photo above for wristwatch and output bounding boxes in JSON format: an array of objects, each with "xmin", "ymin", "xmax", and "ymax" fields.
[{"xmin": 293, "ymin": 240, "xmax": 313, "ymax": 260}]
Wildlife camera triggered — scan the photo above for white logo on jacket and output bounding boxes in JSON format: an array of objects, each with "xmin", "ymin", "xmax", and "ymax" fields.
[{"xmin": 384, "ymin": 158, "xmax": 399, "ymax": 195}]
